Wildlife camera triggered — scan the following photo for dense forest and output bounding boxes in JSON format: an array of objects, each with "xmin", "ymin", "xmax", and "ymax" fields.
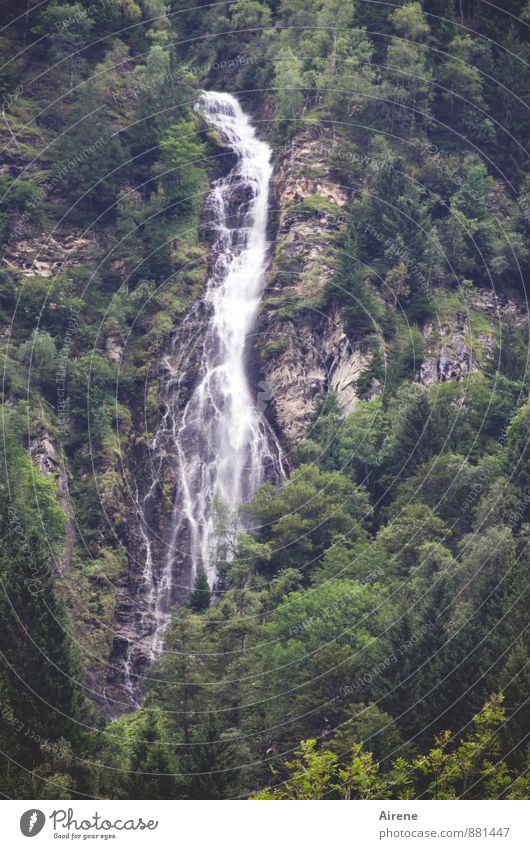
[{"xmin": 0, "ymin": 0, "xmax": 529, "ymax": 800}]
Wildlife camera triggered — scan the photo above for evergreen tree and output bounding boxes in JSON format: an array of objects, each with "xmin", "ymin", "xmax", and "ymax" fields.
[{"xmin": 187, "ymin": 569, "xmax": 211, "ymax": 612}]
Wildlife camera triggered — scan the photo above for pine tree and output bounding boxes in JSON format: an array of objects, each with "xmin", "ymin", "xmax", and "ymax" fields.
[{"xmin": 187, "ymin": 569, "xmax": 211, "ymax": 612}]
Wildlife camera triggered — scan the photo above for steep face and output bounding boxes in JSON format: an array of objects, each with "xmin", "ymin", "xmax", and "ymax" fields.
[
  {"xmin": 256, "ymin": 133, "xmax": 529, "ymax": 446},
  {"xmin": 256, "ymin": 308, "xmax": 369, "ymax": 447},
  {"xmin": 108, "ymin": 93, "xmax": 284, "ymax": 709},
  {"xmin": 2, "ymin": 233, "xmax": 97, "ymax": 278},
  {"xmin": 419, "ymin": 289, "xmax": 528, "ymax": 386},
  {"xmin": 105, "ymin": 123, "xmax": 529, "ymax": 711},
  {"xmin": 256, "ymin": 128, "xmax": 370, "ymax": 448}
]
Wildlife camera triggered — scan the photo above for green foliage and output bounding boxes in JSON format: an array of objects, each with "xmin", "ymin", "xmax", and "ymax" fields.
[
  {"xmin": 492, "ymin": 321, "xmax": 529, "ymax": 381},
  {"xmin": 253, "ymin": 739, "xmax": 339, "ymax": 799},
  {"xmin": 255, "ymin": 696, "xmax": 530, "ymax": 799},
  {"xmin": 33, "ymin": 3, "xmax": 95, "ymax": 62},
  {"xmin": 250, "ymin": 464, "xmax": 372, "ymax": 572},
  {"xmin": 187, "ymin": 568, "xmax": 212, "ymax": 612},
  {"xmin": 271, "ymin": 47, "xmax": 305, "ymax": 127},
  {"xmin": 0, "ymin": 408, "xmax": 80, "ymax": 797},
  {"xmin": 160, "ymin": 117, "xmax": 206, "ymax": 204},
  {"xmin": 379, "ymin": 4, "xmax": 433, "ymax": 134},
  {"xmin": 18, "ymin": 330, "xmax": 57, "ymax": 396},
  {"xmin": 2, "ymin": 0, "xmax": 530, "ymax": 803}
]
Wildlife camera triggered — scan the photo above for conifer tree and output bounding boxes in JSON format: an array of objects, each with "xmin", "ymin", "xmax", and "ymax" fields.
[{"xmin": 187, "ymin": 569, "xmax": 212, "ymax": 612}]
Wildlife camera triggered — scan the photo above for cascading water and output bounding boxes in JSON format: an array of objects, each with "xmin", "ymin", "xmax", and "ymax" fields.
[
  {"xmin": 122, "ymin": 92, "xmax": 285, "ymax": 679},
  {"xmin": 164, "ymin": 92, "xmax": 281, "ymax": 587}
]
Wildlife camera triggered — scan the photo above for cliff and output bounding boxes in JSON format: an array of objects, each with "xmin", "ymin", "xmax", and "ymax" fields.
[
  {"xmin": 255, "ymin": 127, "xmax": 371, "ymax": 447},
  {"xmin": 255, "ymin": 131, "xmax": 527, "ymax": 449}
]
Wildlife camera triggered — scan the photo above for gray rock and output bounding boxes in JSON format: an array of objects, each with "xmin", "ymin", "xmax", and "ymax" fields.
[
  {"xmin": 30, "ymin": 431, "xmax": 57, "ymax": 475},
  {"xmin": 106, "ymin": 335, "xmax": 124, "ymax": 362}
]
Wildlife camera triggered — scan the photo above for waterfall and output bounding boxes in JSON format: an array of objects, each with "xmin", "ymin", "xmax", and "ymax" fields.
[{"xmin": 134, "ymin": 92, "xmax": 284, "ymax": 662}]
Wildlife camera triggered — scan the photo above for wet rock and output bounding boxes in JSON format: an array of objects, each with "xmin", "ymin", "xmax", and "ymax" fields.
[{"xmin": 258, "ymin": 308, "xmax": 370, "ymax": 446}]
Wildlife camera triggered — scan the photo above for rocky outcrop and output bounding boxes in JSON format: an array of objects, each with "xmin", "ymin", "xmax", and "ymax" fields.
[
  {"xmin": 419, "ymin": 288, "xmax": 526, "ymax": 387},
  {"xmin": 29, "ymin": 427, "xmax": 75, "ymax": 579},
  {"xmin": 2, "ymin": 232, "xmax": 97, "ymax": 277},
  {"xmin": 420, "ymin": 330, "xmax": 473, "ymax": 386},
  {"xmin": 258, "ymin": 121, "xmax": 530, "ymax": 433},
  {"xmin": 30, "ymin": 428, "xmax": 58, "ymax": 476},
  {"xmin": 256, "ymin": 128, "xmax": 369, "ymax": 447},
  {"xmin": 105, "ymin": 335, "xmax": 124, "ymax": 362},
  {"xmin": 257, "ymin": 308, "xmax": 369, "ymax": 446},
  {"xmin": 469, "ymin": 288, "xmax": 527, "ymax": 324}
]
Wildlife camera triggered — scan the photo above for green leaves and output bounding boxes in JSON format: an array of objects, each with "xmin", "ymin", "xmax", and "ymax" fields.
[
  {"xmin": 250, "ymin": 464, "xmax": 372, "ymax": 571},
  {"xmin": 159, "ymin": 117, "xmax": 206, "ymax": 202},
  {"xmin": 255, "ymin": 695, "xmax": 529, "ymax": 799},
  {"xmin": 187, "ymin": 568, "xmax": 212, "ymax": 612}
]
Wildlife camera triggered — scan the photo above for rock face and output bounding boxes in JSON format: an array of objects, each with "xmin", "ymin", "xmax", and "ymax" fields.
[
  {"xmin": 255, "ymin": 128, "xmax": 369, "ymax": 447},
  {"xmin": 418, "ymin": 289, "xmax": 526, "ymax": 387},
  {"xmin": 256, "ymin": 124, "xmax": 530, "ymax": 437},
  {"xmin": 29, "ymin": 427, "xmax": 75, "ymax": 579},
  {"xmin": 2, "ymin": 233, "xmax": 96, "ymax": 277},
  {"xmin": 420, "ymin": 330, "xmax": 473, "ymax": 386},
  {"xmin": 257, "ymin": 308, "xmax": 368, "ymax": 446},
  {"xmin": 30, "ymin": 428, "xmax": 58, "ymax": 476},
  {"xmin": 469, "ymin": 288, "xmax": 527, "ymax": 324},
  {"xmin": 105, "ymin": 335, "xmax": 124, "ymax": 362}
]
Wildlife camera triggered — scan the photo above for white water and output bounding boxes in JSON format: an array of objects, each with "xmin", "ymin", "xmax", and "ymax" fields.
[{"xmin": 146, "ymin": 92, "xmax": 284, "ymax": 652}]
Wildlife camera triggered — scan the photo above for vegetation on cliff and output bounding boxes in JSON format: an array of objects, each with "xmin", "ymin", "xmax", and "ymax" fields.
[{"xmin": 0, "ymin": 0, "xmax": 528, "ymax": 799}]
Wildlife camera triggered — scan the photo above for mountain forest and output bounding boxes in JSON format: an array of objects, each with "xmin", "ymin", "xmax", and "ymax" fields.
[{"xmin": 0, "ymin": 0, "xmax": 529, "ymax": 800}]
